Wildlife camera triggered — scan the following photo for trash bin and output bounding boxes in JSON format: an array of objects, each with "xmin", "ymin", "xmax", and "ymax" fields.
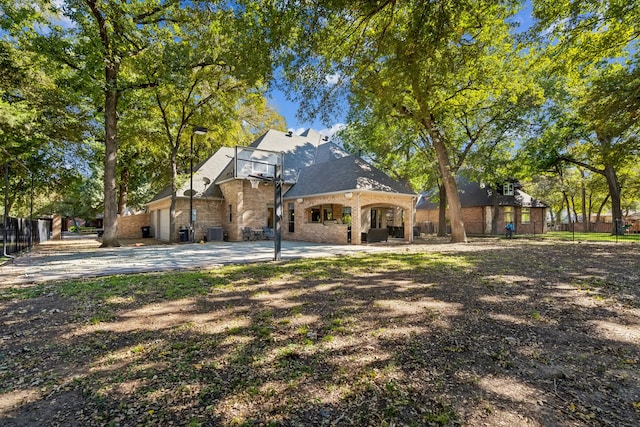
[
  {"xmin": 179, "ymin": 228, "xmax": 188, "ymax": 242},
  {"xmin": 141, "ymin": 226, "xmax": 151, "ymax": 238}
]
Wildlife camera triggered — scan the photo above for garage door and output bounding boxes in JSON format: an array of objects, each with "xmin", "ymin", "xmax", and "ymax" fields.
[{"xmin": 159, "ymin": 208, "xmax": 170, "ymax": 241}]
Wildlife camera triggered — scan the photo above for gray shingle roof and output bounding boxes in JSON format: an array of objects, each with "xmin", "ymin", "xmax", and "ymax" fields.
[
  {"xmin": 284, "ymin": 155, "xmax": 415, "ymax": 198},
  {"xmin": 416, "ymin": 180, "xmax": 547, "ymax": 209},
  {"xmin": 150, "ymin": 129, "xmax": 414, "ymax": 203},
  {"xmin": 148, "ymin": 147, "xmax": 234, "ymax": 203},
  {"xmin": 216, "ymin": 129, "xmax": 326, "ymax": 184}
]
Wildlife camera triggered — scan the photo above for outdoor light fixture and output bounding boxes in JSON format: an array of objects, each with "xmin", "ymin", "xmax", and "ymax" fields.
[{"xmin": 190, "ymin": 126, "xmax": 208, "ymax": 242}]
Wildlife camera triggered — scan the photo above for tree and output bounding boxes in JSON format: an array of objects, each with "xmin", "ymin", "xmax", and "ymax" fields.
[
  {"xmin": 277, "ymin": 0, "xmax": 542, "ymax": 243},
  {"xmin": 126, "ymin": 5, "xmax": 280, "ymax": 242},
  {"xmin": 529, "ymin": 0, "xmax": 640, "ymax": 233},
  {"xmin": 1, "ymin": 18, "xmax": 94, "ymax": 218},
  {"xmin": 524, "ymin": 60, "xmax": 639, "ymax": 233}
]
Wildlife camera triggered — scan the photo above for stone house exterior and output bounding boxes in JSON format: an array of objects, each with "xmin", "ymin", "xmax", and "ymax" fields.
[
  {"xmin": 146, "ymin": 129, "xmax": 416, "ymax": 245},
  {"xmin": 416, "ymin": 179, "xmax": 548, "ymax": 236}
]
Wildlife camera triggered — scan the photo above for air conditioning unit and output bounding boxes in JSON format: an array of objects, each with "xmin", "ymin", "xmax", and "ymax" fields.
[{"xmin": 207, "ymin": 227, "xmax": 224, "ymax": 241}]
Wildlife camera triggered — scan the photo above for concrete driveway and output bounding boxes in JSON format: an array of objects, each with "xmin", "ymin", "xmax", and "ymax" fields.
[{"xmin": 1, "ymin": 237, "xmax": 399, "ymax": 286}]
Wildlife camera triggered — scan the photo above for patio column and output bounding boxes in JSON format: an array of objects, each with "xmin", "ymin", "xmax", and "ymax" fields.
[{"xmin": 353, "ymin": 192, "xmax": 362, "ymax": 244}]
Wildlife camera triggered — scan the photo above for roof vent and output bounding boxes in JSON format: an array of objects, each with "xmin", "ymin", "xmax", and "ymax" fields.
[
  {"xmin": 322, "ymin": 136, "xmax": 329, "ymax": 141},
  {"xmin": 286, "ymin": 130, "xmax": 293, "ymax": 137}
]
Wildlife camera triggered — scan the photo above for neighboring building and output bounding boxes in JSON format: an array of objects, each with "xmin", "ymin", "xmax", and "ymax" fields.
[
  {"xmin": 146, "ymin": 129, "xmax": 416, "ymax": 245},
  {"xmin": 415, "ymin": 179, "xmax": 548, "ymax": 235}
]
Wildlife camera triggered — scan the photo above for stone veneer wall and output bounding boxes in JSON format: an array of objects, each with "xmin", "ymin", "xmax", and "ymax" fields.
[{"xmin": 148, "ymin": 182, "xmax": 415, "ymax": 244}]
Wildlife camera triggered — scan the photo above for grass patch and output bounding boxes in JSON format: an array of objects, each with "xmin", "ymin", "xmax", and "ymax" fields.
[{"xmin": 542, "ymin": 231, "xmax": 640, "ymax": 242}]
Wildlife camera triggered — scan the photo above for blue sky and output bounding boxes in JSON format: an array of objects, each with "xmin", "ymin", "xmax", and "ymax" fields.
[{"xmin": 267, "ymin": 89, "xmax": 346, "ymax": 137}]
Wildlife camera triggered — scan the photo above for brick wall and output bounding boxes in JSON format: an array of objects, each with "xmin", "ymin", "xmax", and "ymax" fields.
[
  {"xmin": 219, "ymin": 180, "xmax": 291, "ymax": 241},
  {"xmin": 174, "ymin": 198, "xmax": 225, "ymax": 242},
  {"xmin": 416, "ymin": 206, "xmax": 548, "ymax": 235},
  {"xmin": 284, "ymin": 192, "xmax": 415, "ymax": 245},
  {"xmin": 146, "ymin": 196, "xmax": 225, "ymax": 241},
  {"xmin": 117, "ymin": 213, "xmax": 150, "ymax": 239},
  {"xmin": 148, "ymin": 180, "xmax": 415, "ymax": 245}
]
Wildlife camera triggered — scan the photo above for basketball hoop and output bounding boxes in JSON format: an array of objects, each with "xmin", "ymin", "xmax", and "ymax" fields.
[{"xmin": 249, "ymin": 178, "xmax": 260, "ymax": 189}]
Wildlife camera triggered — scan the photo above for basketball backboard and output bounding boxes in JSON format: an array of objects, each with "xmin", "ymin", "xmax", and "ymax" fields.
[{"xmin": 234, "ymin": 146, "xmax": 284, "ymax": 181}]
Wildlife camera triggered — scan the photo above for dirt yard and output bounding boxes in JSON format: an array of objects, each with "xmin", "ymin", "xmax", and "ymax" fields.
[{"xmin": 1, "ymin": 240, "xmax": 638, "ymax": 426}]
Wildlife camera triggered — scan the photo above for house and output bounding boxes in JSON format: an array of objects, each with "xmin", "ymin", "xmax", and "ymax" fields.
[
  {"xmin": 415, "ymin": 179, "xmax": 548, "ymax": 235},
  {"xmin": 146, "ymin": 129, "xmax": 416, "ymax": 245}
]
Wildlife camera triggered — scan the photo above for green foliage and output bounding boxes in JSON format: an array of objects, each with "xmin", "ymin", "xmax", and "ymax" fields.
[
  {"xmin": 277, "ymin": 1, "xmax": 544, "ymax": 241},
  {"xmin": 523, "ymin": 1, "xmax": 639, "ymax": 226}
]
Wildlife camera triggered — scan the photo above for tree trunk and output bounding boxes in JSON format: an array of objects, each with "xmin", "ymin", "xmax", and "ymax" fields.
[
  {"xmin": 169, "ymin": 147, "xmax": 178, "ymax": 243},
  {"xmin": 101, "ymin": 63, "xmax": 120, "ymax": 247},
  {"xmin": 437, "ymin": 182, "xmax": 447, "ymax": 237},
  {"xmin": 118, "ymin": 166, "xmax": 129, "ymax": 215},
  {"xmin": 603, "ymin": 164, "xmax": 622, "ymax": 234},
  {"xmin": 563, "ymin": 191, "xmax": 571, "ymax": 224},
  {"xmin": 429, "ymin": 128, "xmax": 466, "ymax": 243},
  {"xmin": 596, "ymin": 194, "xmax": 609, "ymax": 223}
]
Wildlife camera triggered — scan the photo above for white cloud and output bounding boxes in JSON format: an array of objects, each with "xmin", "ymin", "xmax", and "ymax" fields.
[
  {"xmin": 320, "ymin": 123, "xmax": 346, "ymax": 138},
  {"xmin": 325, "ymin": 73, "xmax": 341, "ymax": 86},
  {"xmin": 291, "ymin": 128, "xmax": 307, "ymax": 135}
]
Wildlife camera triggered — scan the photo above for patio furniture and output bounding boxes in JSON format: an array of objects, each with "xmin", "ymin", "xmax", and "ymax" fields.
[
  {"xmin": 242, "ymin": 227, "xmax": 253, "ymax": 241},
  {"xmin": 262, "ymin": 226, "xmax": 274, "ymax": 239}
]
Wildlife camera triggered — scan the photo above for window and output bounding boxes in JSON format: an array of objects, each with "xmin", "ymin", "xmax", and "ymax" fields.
[
  {"xmin": 504, "ymin": 206, "xmax": 514, "ymax": 223},
  {"xmin": 503, "ymin": 182, "xmax": 514, "ymax": 196},
  {"xmin": 228, "ymin": 204, "xmax": 232, "ymax": 223},
  {"xmin": 324, "ymin": 205, "xmax": 333, "ymax": 221},
  {"xmin": 521, "ymin": 207, "xmax": 530, "ymax": 224},
  {"xmin": 310, "ymin": 207, "xmax": 321, "ymax": 223},
  {"xmin": 310, "ymin": 205, "xmax": 335, "ymax": 223},
  {"xmin": 288, "ymin": 203, "xmax": 295, "ymax": 232},
  {"xmin": 342, "ymin": 207, "xmax": 352, "ymax": 225},
  {"xmin": 267, "ymin": 205, "xmax": 274, "ymax": 228}
]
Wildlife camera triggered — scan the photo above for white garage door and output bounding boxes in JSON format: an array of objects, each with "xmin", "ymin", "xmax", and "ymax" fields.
[{"xmin": 159, "ymin": 208, "xmax": 170, "ymax": 241}]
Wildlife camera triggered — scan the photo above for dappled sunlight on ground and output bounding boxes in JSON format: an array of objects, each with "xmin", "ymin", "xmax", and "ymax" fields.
[
  {"xmin": 589, "ymin": 319, "xmax": 640, "ymax": 345},
  {"xmin": 1, "ymin": 241, "xmax": 638, "ymax": 425}
]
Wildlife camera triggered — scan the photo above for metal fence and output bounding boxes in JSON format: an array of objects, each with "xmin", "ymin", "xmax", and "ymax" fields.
[
  {"xmin": 417, "ymin": 219, "xmax": 639, "ymax": 243},
  {"xmin": 1, "ymin": 217, "xmax": 52, "ymax": 256},
  {"xmin": 545, "ymin": 219, "xmax": 639, "ymax": 243}
]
